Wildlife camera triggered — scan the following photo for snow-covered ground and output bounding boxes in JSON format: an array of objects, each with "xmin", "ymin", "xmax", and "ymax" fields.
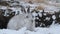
[{"xmin": 0, "ymin": 24, "xmax": 60, "ymax": 34}]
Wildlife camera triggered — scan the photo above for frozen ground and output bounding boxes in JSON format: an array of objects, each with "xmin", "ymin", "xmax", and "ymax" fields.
[{"xmin": 0, "ymin": 24, "xmax": 60, "ymax": 34}]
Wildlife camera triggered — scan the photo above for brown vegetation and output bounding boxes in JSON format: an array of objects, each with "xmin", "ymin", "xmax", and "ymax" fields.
[{"xmin": 0, "ymin": 1, "xmax": 9, "ymax": 6}]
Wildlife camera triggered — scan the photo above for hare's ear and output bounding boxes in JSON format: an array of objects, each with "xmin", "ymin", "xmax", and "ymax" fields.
[
  {"xmin": 21, "ymin": 6, "xmax": 26, "ymax": 14},
  {"xmin": 27, "ymin": 6, "xmax": 30, "ymax": 13}
]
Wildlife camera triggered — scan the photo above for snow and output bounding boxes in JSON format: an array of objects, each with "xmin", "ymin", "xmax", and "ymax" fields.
[
  {"xmin": 52, "ymin": 15, "xmax": 56, "ymax": 20},
  {"xmin": 32, "ymin": 11, "xmax": 38, "ymax": 17},
  {"xmin": 0, "ymin": 24, "xmax": 60, "ymax": 34},
  {"xmin": 45, "ymin": 17, "xmax": 50, "ymax": 21},
  {"xmin": 38, "ymin": 12, "xmax": 42, "ymax": 17},
  {"xmin": 43, "ymin": 13, "xmax": 47, "ymax": 16},
  {"xmin": 44, "ymin": 5, "xmax": 59, "ymax": 13},
  {"xmin": 20, "ymin": 2, "xmax": 39, "ymax": 8},
  {"xmin": 0, "ymin": 6, "xmax": 7, "ymax": 9}
]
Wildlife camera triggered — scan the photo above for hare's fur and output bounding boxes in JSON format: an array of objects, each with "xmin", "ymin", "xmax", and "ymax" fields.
[{"xmin": 7, "ymin": 14, "xmax": 35, "ymax": 31}]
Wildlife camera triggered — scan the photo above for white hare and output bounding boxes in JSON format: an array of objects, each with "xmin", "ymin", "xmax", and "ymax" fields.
[{"xmin": 7, "ymin": 13, "xmax": 35, "ymax": 31}]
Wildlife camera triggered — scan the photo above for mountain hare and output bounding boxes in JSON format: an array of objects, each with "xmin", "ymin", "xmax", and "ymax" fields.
[{"xmin": 7, "ymin": 13, "xmax": 35, "ymax": 31}]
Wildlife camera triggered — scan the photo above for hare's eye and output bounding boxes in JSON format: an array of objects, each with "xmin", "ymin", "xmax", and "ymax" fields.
[{"xmin": 26, "ymin": 16, "xmax": 29, "ymax": 18}]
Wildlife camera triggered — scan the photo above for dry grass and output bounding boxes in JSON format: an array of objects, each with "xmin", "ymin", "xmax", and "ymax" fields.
[
  {"xmin": 35, "ymin": 5, "xmax": 45, "ymax": 10},
  {"xmin": 17, "ymin": 0, "xmax": 46, "ymax": 3},
  {"xmin": 0, "ymin": 1, "xmax": 9, "ymax": 6}
]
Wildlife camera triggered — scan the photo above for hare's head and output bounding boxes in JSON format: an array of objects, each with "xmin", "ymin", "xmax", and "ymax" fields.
[
  {"xmin": 24, "ymin": 13, "xmax": 33, "ymax": 20},
  {"xmin": 21, "ymin": 5, "xmax": 33, "ymax": 19}
]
